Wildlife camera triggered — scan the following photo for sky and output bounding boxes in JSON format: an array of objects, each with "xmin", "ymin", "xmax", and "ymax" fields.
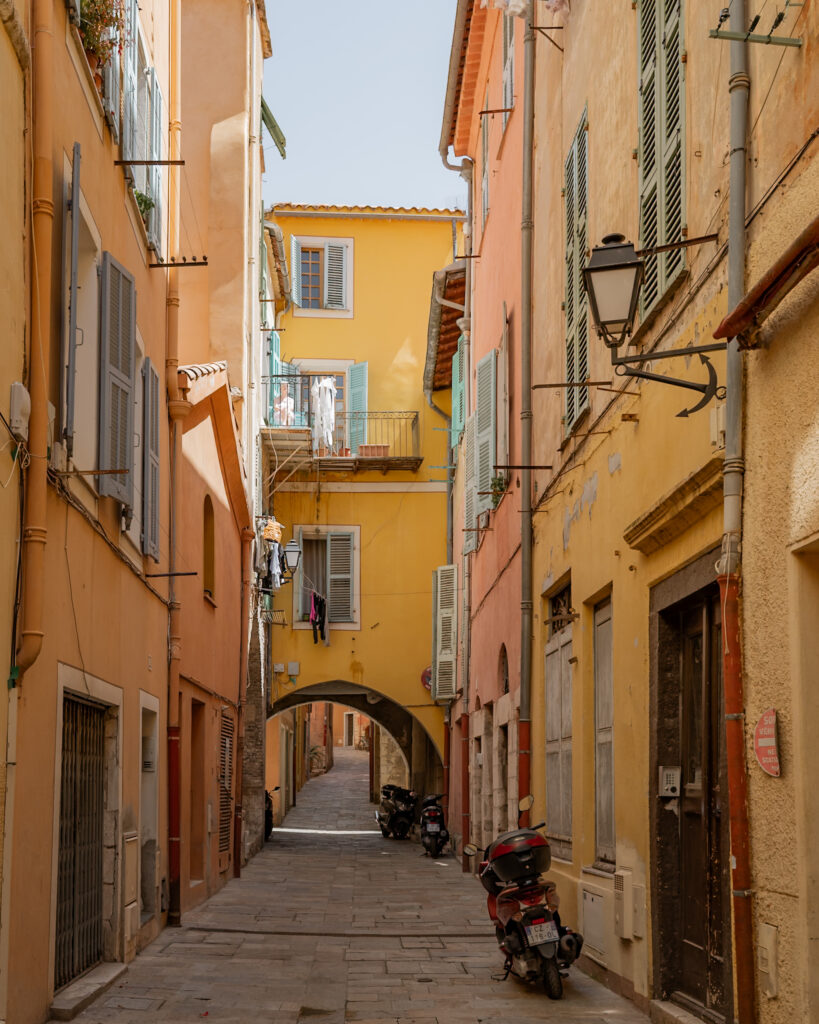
[{"xmin": 261, "ymin": 0, "xmax": 466, "ymax": 212}]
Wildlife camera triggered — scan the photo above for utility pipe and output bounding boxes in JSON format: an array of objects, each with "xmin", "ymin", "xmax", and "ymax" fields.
[
  {"xmin": 166, "ymin": 0, "xmax": 186, "ymax": 927},
  {"xmin": 717, "ymin": 3, "xmax": 755, "ymax": 1020},
  {"xmin": 15, "ymin": 0, "xmax": 54, "ymax": 679},
  {"xmin": 517, "ymin": 0, "xmax": 535, "ymax": 822},
  {"xmin": 233, "ymin": 526, "xmax": 254, "ymax": 876}
]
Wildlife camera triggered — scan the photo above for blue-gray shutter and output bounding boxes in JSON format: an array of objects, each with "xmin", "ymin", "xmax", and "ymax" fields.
[
  {"xmin": 475, "ymin": 349, "xmax": 497, "ymax": 514},
  {"xmin": 433, "ymin": 564, "xmax": 457, "ymax": 701},
  {"xmin": 121, "ymin": 0, "xmax": 138, "ymax": 177},
  {"xmin": 661, "ymin": 0, "xmax": 684, "ymax": 286},
  {"xmin": 290, "ymin": 236, "xmax": 303, "ymax": 307},
  {"xmin": 63, "ymin": 142, "xmax": 81, "ymax": 459},
  {"xmin": 564, "ymin": 112, "xmax": 589, "ymax": 432},
  {"xmin": 267, "ymin": 331, "xmax": 281, "ymax": 425},
  {"xmin": 327, "ymin": 532, "xmax": 354, "ymax": 622},
  {"xmin": 347, "ymin": 361, "xmax": 368, "ymax": 454},
  {"xmin": 141, "ymin": 357, "xmax": 160, "ymax": 560},
  {"xmin": 324, "ymin": 243, "xmax": 347, "ymax": 309},
  {"xmin": 280, "ymin": 359, "xmax": 304, "ymax": 425},
  {"xmin": 146, "ymin": 68, "xmax": 162, "ymax": 250},
  {"xmin": 98, "ymin": 252, "xmax": 136, "ymax": 507},
  {"xmin": 463, "ymin": 414, "xmax": 476, "ymax": 555},
  {"xmin": 102, "ymin": 34, "xmax": 121, "ymax": 143}
]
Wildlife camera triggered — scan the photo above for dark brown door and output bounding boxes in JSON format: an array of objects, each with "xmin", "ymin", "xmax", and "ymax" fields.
[{"xmin": 677, "ymin": 596, "xmax": 730, "ymax": 1020}]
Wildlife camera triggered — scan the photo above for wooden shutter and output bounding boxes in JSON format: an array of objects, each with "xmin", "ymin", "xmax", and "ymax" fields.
[
  {"xmin": 146, "ymin": 68, "xmax": 162, "ymax": 251},
  {"xmin": 102, "ymin": 35, "xmax": 121, "ymax": 143},
  {"xmin": 121, "ymin": 0, "xmax": 139, "ymax": 176},
  {"xmin": 141, "ymin": 358, "xmax": 160, "ymax": 560},
  {"xmin": 324, "ymin": 243, "xmax": 347, "ymax": 310},
  {"xmin": 433, "ymin": 564, "xmax": 457, "ymax": 701},
  {"xmin": 63, "ymin": 143, "xmax": 81, "ymax": 459},
  {"xmin": 475, "ymin": 349, "xmax": 497, "ymax": 514},
  {"xmin": 347, "ymin": 362, "xmax": 367, "ymax": 454},
  {"xmin": 638, "ymin": 0, "xmax": 684, "ymax": 313},
  {"xmin": 463, "ymin": 413, "xmax": 477, "ymax": 554},
  {"xmin": 564, "ymin": 113, "xmax": 589, "ymax": 432},
  {"xmin": 98, "ymin": 252, "xmax": 136, "ymax": 507},
  {"xmin": 544, "ymin": 625, "xmax": 573, "ymax": 856},
  {"xmin": 327, "ymin": 532, "xmax": 354, "ymax": 622},
  {"xmin": 594, "ymin": 600, "xmax": 615, "ymax": 863},
  {"xmin": 290, "ymin": 237, "xmax": 303, "ymax": 307}
]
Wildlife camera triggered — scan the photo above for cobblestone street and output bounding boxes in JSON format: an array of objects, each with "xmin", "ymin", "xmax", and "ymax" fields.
[{"xmin": 60, "ymin": 749, "xmax": 649, "ymax": 1024}]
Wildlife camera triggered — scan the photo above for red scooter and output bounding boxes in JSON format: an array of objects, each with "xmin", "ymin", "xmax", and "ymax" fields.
[{"xmin": 464, "ymin": 796, "xmax": 578, "ymax": 1000}]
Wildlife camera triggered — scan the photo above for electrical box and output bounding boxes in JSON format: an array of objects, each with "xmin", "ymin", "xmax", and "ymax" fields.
[
  {"xmin": 9, "ymin": 382, "xmax": 30, "ymax": 442},
  {"xmin": 614, "ymin": 869, "xmax": 633, "ymax": 939},
  {"xmin": 757, "ymin": 922, "xmax": 778, "ymax": 997},
  {"xmin": 273, "ymin": 663, "xmax": 285, "ymax": 674},
  {"xmin": 659, "ymin": 765, "xmax": 681, "ymax": 798},
  {"xmin": 711, "ymin": 402, "xmax": 726, "ymax": 449},
  {"xmin": 287, "ymin": 661, "xmax": 300, "ymax": 676}
]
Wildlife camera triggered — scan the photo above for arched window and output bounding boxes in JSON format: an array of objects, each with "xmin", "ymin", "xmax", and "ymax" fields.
[{"xmin": 203, "ymin": 495, "xmax": 215, "ymax": 599}]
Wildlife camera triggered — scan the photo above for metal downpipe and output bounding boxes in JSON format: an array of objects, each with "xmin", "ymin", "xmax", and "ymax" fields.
[{"xmin": 718, "ymin": 3, "xmax": 755, "ymax": 1020}]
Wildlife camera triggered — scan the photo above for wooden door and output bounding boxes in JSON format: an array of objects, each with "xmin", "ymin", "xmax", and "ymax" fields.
[{"xmin": 678, "ymin": 596, "xmax": 729, "ymax": 1019}]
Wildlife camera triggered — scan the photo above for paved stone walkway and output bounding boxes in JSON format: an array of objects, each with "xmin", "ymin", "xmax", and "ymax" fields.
[{"xmin": 66, "ymin": 748, "xmax": 649, "ymax": 1023}]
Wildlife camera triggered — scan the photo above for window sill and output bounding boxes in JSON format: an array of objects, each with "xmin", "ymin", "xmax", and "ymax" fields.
[
  {"xmin": 292, "ymin": 619, "xmax": 359, "ymax": 632},
  {"xmin": 203, "ymin": 592, "xmax": 218, "ymax": 609},
  {"xmin": 293, "ymin": 306, "xmax": 354, "ymax": 320},
  {"xmin": 582, "ymin": 862, "xmax": 615, "ymax": 879}
]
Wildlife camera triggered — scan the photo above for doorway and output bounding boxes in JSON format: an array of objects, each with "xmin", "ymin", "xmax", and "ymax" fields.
[{"xmin": 652, "ymin": 571, "xmax": 732, "ymax": 1022}]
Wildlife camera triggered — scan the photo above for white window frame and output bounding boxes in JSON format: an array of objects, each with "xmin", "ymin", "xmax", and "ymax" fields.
[
  {"xmin": 291, "ymin": 524, "xmax": 361, "ymax": 631},
  {"xmin": 292, "ymin": 235, "xmax": 354, "ymax": 319}
]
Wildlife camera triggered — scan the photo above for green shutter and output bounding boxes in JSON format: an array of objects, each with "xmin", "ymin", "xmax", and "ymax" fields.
[
  {"xmin": 141, "ymin": 357, "xmax": 160, "ymax": 560},
  {"xmin": 268, "ymin": 331, "xmax": 281, "ymax": 425},
  {"xmin": 324, "ymin": 243, "xmax": 347, "ymax": 310},
  {"xmin": 98, "ymin": 252, "xmax": 136, "ymax": 508},
  {"xmin": 475, "ymin": 350, "xmax": 497, "ymax": 514},
  {"xmin": 347, "ymin": 362, "xmax": 368, "ymax": 454},
  {"xmin": 327, "ymin": 533, "xmax": 354, "ymax": 622},
  {"xmin": 450, "ymin": 338, "xmax": 465, "ymax": 450},
  {"xmin": 463, "ymin": 414, "xmax": 477, "ymax": 555},
  {"xmin": 290, "ymin": 236, "xmax": 303, "ymax": 307}
]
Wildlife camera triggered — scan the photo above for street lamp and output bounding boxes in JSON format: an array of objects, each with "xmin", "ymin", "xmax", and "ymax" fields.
[
  {"xmin": 582, "ymin": 234, "xmax": 644, "ymax": 348},
  {"xmin": 283, "ymin": 538, "xmax": 302, "ymax": 575}
]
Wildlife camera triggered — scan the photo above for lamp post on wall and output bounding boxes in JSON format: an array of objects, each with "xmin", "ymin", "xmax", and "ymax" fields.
[
  {"xmin": 283, "ymin": 539, "xmax": 302, "ymax": 578},
  {"xmin": 583, "ymin": 234, "xmax": 727, "ymax": 416}
]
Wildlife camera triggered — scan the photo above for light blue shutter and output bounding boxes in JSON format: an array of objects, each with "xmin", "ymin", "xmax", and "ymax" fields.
[
  {"xmin": 324, "ymin": 243, "xmax": 347, "ymax": 310},
  {"xmin": 433, "ymin": 565, "xmax": 457, "ymax": 701},
  {"xmin": 103, "ymin": 34, "xmax": 121, "ymax": 143},
  {"xmin": 98, "ymin": 252, "xmax": 136, "ymax": 507},
  {"xmin": 146, "ymin": 69, "xmax": 162, "ymax": 250},
  {"xmin": 63, "ymin": 143, "xmax": 81, "ymax": 459},
  {"xmin": 281, "ymin": 359, "xmax": 304, "ymax": 425},
  {"xmin": 290, "ymin": 236, "xmax": 303, "ymax": 307},
  {"xmin": 268, "ymin": 331, "xmax": 281, "ymax": 424},
  {"xmin": 463, "ymin": 414, "xmax": 476, "ymax": 554},
  {"xmin": 327, "ymin": 533, "xmax": 354, "ymax": 622},
  {"xmin": 347, "ymin": 361, "xmax": 368, "ymax": 454},
  {"xmin": 121, "ymin": 0, "xmax": 138, "ymax": 177},
  {"xmin": 475, "ymin": 350, "xmax": 497, "ymax": 514},
  {"xmin": 141, "ymin": 357, "xmax": 160, "ymax": 560},
  {"xmin": 450, "ymin": 337, "xmax": 465, "ymax": 450}
]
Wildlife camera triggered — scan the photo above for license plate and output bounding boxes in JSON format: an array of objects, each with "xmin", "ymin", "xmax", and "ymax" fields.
[
  {"xmin": 426, "ymin": 823, "xmax": 441, "ymax": 832},
  {"xmin": 525, "ymin": 920, "xmax": 559, "ymax": 945}
]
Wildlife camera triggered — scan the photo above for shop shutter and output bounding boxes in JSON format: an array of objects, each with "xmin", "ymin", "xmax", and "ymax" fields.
[
  {"xmin": 63, "ymin": 142, "xmax": 81, "ymax": 458},
  {"xmin": 290, "ymin": 237, "xmax": 303, "ymax": 307},
  {"xmin": 102, "ymin": 35, "xmax": 121, "ymax": 143},
  {"xmin": 141, "ymin": 358, "xmax": 160, "ymax": 560},
  {"xmin": 347, "ymin": 362, "xmax": 368, "ymax": 454},
  {"xmin": 327, "ymin": 532, "xmax": 354, "ymax": 622},
  {"xmin": 121, "ymin": 0, "xmax": 139, "ymax": 176},
  {"xmin": 463, "ymin": 414, "xmax": 477, "ymax": 554},
  {"xmin": 324, "ymin": 242, "xmax": 347, "ymax": 309},
  {"xmin": 146, "ymin": 68, "xmax": 162, "ymax": 251},
  {"xmin": 475, "ymin": 350, "xmax": 497, "ymax": 513},
  {"xmin": 433, "ymin": 564, "xmax": 457, "ymax": 701},
  {"xmin": 98, "ymin": 252, "xmax": 136, "ymax": 507}
]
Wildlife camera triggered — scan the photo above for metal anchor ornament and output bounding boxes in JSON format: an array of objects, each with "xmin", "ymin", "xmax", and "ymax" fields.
[{"xmin": 611, "ymin": 343, "xmax": 727, "ymax": 417}]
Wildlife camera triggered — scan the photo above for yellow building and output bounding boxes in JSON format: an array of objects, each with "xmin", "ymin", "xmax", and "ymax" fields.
[{"xmin": 261, "ymin": 205, "xmax": 462, "ymax": 801}]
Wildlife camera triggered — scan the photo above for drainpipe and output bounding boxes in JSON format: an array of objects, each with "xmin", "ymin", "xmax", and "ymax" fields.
[
  {"xmin": 716, "ymin": 3, "xmax": 755, "ymax": 1020},
  {"xmin": 15, "ymin": 0, "xmax": 54, "ymax": 681},
  {"xmin": 233, "ymin": 526, "xmax": 254, "ymax": 876},
  {"xmin": 166, "ymin": 0, "xmax": 187, "ymax": 927},
  {"xmin": 518, "ymin": 0, "xmax": 535, "ymax": 823}
]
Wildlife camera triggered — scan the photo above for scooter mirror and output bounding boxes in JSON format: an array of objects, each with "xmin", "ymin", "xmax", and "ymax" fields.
[
  {"xmin": 463, "ymin": 844, "xmax": 478, "ymax": 857},
  {"xmin": 518, "ymin": 794, "xmax": 534, "ymax": 812}
]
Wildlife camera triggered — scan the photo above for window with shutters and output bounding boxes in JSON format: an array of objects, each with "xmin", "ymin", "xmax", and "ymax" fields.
[
  {"xmin": 594, "ymin": 598, "xmax": 615, "ymax": 866},
  {"xmin": 475, "ymin": 350, "xmax": 497, "ymax": 515},
  {"xmin": 564, "ymin": 111, "xmax": 589, "ymax": 434},
  {"xmin": 463, "ymin": 414, "xmax": 477, "ymax": 555},
  {"xmin": 450, "ymin": 336, "xmax": 466, "ymax": 451},
  {"xmin": 293, "ymin": 525, "xmax": 360, "ymax": 629},
  {"xmin": 638, "ymin": 0, "xmax": 685, "ymax": 315},
  {"xmin": 291, "ymin": 235, "xmax": 354, "ymax": 317},
  {"xmin": 125, "ymin": 338, "xmax": 145, "ymax": 551},
  {"xmin": 502, "ymin": 14, "xmax": 515, "ymax": 132},
  {"xmin": 545, "ymin": 582, "xmax": 573, "ymax": 859},
  {"xmin": 431, "ymin": 564, "xmax": 458, "ymax": 701}
]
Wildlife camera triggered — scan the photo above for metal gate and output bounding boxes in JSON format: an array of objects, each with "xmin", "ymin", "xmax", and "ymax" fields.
[{"xmin": 55, "ymin": 696, "xmax": 106, "ymax": 990}]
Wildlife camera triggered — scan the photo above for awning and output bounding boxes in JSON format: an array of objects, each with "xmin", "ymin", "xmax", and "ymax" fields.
[{"xmin": 261, "ymin": 97, "xmax": 286, "ymax": 159}]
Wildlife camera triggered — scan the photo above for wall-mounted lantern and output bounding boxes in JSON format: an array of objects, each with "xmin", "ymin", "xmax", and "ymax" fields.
[{"xmin": 283, "ymin": 538, "xmax": 302, "ymax": 577}]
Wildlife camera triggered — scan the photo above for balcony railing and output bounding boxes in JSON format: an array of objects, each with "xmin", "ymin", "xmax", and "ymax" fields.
[{"xmin": 263, "ymin": 374, "xmax": 420, "ymax": 461}]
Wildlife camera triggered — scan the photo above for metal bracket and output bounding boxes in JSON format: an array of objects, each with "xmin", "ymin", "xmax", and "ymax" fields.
[
  {"xmin": 610, "ymin": 343, "xmax": 727, "ymax": 417},
  {"xmin": 709, "ymin": 29, "xmax": 802, "ymax": 47}
]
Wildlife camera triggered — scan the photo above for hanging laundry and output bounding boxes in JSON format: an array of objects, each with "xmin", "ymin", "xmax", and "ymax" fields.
[
  {"xmin": 269, "ymin": 542, "xmax": 283, "ymax": 591},
  {"xmin": 311, "ymin": 376, "xmax": 337, "ymax": 452},
  {"xmin": 263, "ymin": 518, "xmax": 282, "ymax": 543},
  {"xmin": 310, "ymin": 592, "xmax": 326, "ymax": 644}
]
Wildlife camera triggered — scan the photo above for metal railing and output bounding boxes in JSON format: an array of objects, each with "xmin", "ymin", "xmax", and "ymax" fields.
[{"xmin": 263, "ymin": 374, "xmax": 419, "ymax": 459}]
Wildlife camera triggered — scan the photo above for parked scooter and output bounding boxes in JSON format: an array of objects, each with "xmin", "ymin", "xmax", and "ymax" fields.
[
  {"xmin": 375, "ymin": 783, "xmax": 417, "ymax": 839},
  {"xmin": 464, "ymin": 796, "xmax": 582, "ymax": 1000},
  {"xmin": 419, "ymin": 794, "xmax": 449, "ymax": 857}
]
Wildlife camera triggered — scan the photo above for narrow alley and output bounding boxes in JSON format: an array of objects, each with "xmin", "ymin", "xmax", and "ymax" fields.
[{"xmin": 61, "ymin": 750, "xmax": 649, "ymax": 1024}]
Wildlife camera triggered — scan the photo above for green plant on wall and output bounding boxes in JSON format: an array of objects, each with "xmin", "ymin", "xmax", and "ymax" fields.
[
  {"xmin": 133, "ymin": 189, "xmax": 155, "ymax": 222},
  {"xmin": 79, "ymin": 0, "xmax": 126, "ymax": 64},
  {"xmin": 491, "ymin": 474, "xmax": 508, "ymax": 509}
]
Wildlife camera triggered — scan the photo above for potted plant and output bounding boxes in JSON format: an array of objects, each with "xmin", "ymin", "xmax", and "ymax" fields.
[
  {"xmin": 79, "ymin": 0, "xmax": 125, "ymax": 75},
  {"xmin": 491, "ymin": 474, "xmax": 508, "ymax": 509},
  {"xmin": 133, "ymin": 189, "xmax": 154, "ymax": 229}
]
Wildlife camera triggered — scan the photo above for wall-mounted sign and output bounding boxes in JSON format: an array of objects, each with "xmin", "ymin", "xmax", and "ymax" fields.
[{"xmin": 754, "ymin": 708, "xmax": 781, "ymax": 777}]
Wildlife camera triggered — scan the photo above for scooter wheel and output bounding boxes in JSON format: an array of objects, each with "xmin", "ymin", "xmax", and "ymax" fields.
[
  {"xmin": 542, "ymin": 957, "xmax": 563, "ymax": 1000},
  {"xmin": 392, "ymin": 817, "xmax": 411, "ymax": 840},
  {"xmin": 379, "ymin": 824, "xmax": 391, "ymax": 838}
]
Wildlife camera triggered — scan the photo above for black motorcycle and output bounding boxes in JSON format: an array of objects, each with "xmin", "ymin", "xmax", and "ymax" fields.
[
  {"xmin": 420, "ymin": 794, "xmax": 449, "ymax": 857},
  {"xmin": 375, "ymin": 783, "xmax": 417, "ymax": 839}
]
